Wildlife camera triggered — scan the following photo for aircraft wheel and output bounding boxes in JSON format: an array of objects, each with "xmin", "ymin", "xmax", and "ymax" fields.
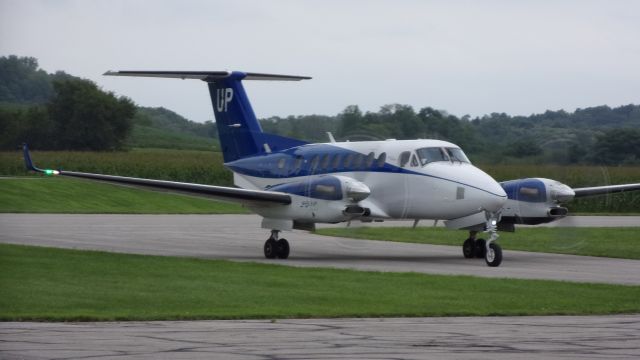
[
  {"xmin": 462, "ymin": 238, "xmax": 475, "ymax": 258},
  {"xmin": 276, "ymin": 238, "xmax": 290, "ymax": 259},
  {"xmin": 474, "ymin": 239, "xmax": 486, "ymax": 258},
  {"xmin": 485, "ymin": 243, "xmax": 503, "ymax": 267},
  {"xmin": 264, "ymin": 238, "xmax": 277, "ymax": 259}
]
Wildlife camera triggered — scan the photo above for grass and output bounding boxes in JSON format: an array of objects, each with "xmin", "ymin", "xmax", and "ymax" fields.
[
  {"xmin": 315, "ymin": 227, "xmax": 640, "ymax": 260},
  {"xmin": 1, "ymin": 243, "xmax": 639, "ymax": 321},
  {"xmin": 0, "ymin": 176, "xmax": 247, "ymax": 214}
]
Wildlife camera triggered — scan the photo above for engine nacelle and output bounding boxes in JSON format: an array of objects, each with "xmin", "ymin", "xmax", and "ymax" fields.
[
  {"xmin": 499, "ymin": 178, "xmax": 573, "ymax": 226},
  {"xmin": 252, "ymin": 175, "xmax": 373, "ymax": 225}
]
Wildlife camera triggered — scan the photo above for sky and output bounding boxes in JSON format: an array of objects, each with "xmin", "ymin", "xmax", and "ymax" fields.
[{"xmin": 1, "ymin": 0, "xmax": 639, "ymax": 123}]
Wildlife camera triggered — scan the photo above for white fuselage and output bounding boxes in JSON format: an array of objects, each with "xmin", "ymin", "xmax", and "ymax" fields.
[{"xmin": 228, "ymin": 139, "xmax": 507, "ymax": 225}]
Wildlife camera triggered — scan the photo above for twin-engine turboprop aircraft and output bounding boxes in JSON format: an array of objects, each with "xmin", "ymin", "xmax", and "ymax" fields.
[{"xmin": 23, "ymin": 70, "xmax": 640, "ymax": 267}]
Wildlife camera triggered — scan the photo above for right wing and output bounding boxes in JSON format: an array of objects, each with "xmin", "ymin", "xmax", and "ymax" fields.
[
  {"xmin": 22, "ymin": 144, "xmax": 291, "ymax": 206},
  {"xmin": 573, "ymin": 183, "xmax": 640, "ymax": 198}
]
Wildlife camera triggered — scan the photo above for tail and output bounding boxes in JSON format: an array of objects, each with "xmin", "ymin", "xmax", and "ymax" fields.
[{"xmin": 105, "ymin": 70, "xmax": 311, "ymax": 162}]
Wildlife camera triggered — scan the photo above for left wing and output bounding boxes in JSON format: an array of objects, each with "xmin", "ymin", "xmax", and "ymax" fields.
[
  {"xmin": 22, "ymin": 144, "xmax": 291, "ymax": 206},
  {"xmin": 573, "ymin": 183, "xmax": 640, "ymax": 198}
]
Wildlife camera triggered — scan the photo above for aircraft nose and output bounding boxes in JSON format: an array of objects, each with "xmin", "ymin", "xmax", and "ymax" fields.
[{"xmin": 471, "ymin": 167, "xmax": 507, "ymax": 212}]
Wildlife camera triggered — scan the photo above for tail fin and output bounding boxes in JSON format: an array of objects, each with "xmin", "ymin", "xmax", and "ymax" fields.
[{"xmin": 105, "ymin": 70, "xmax": 311, "ymax": 162}]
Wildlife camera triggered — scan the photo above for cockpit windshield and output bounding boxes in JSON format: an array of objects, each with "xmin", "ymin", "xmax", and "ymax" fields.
[{"xmin": 416, "ymin": 147, "xmax": 470, "ymax": 165}]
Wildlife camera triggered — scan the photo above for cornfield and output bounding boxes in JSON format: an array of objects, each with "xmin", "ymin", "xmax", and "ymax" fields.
[{"xmin": 2, "ymin": 149, "xmax": 638, "ymax": 213}]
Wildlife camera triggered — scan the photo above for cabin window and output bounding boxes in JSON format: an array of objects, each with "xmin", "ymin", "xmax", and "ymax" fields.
[
  {"xmin": 365, "ymin": 152, "xmax": 375, "ymax": 168},
  {"xmin": 376, "ymin": 152, "xmax": 387, "ymax": 167},
  {"xmin": 353, "ymin": 154, "xmax": 364, "ymax": 168},
  {"xmin": 332, "ymin": 154, "xmax": 342, "ymax": 169},
  {"xmin": 343, "ymin": 153, "xmax": 354, "ymax": 168},
  {"xmin": 399, "ymin": 151, "xmax": 411, "ymax": 167},
  {"xmin": 310, "ymin": 155, "xmax": 319, "ymax": 170},
  {"xmin": 277, "ymin": 157, "xmax": 286, "ymax": 169},
  {"xmin": 320, "ymin": 154, "xmax": 330, "ymax": 169},
  {"xmin": 293, "ymin": 155, "xmax": 303, "ymax": 173}
]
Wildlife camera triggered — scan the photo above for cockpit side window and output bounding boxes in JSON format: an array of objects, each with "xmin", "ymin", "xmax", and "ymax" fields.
[
  {"xmin": 410, "ymin": 154, "xmax": 419, "ymax": 167},
  {"xmin": 399, "ymin": 151, "xmax": 411, "ymax": 167}
]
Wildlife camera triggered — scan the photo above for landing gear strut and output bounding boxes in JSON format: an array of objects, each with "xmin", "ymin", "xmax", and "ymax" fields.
[
  {"xmin": 484, "ymin": 215, "xmax": 502, "ymax": 267},
  {"xmin": 264, "ymin": 230, "xmax": 290, "ymax": 259},
  {"xmin": 461, "ymin": 215, "xmax": 503, "ymax": 267}
]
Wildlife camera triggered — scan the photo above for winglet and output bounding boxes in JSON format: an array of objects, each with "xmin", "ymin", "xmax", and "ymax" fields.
[{"xmin": 22, "ymin": 143, "xmax": 59, "ymax": 175}]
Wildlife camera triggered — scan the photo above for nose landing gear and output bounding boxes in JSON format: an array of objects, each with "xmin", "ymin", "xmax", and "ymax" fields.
[{"xmin": 461, "ymin": 214, "xmax": 503, "ymax": 267}]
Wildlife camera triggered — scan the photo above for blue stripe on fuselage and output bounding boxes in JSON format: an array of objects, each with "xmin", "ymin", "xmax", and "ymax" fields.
[
  {"xmin": 225, "ymin": 143, "xmax": 506, "ymax": 198},
  {"xmin": 226, "ymin": 144, "xmax": 396, "ymax": 178}
]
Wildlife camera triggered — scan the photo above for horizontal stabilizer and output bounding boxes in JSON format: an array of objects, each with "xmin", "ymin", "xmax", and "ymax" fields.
[{"xmin": 104, "ymin": 70, "xmax": 311, "ymax": 82}]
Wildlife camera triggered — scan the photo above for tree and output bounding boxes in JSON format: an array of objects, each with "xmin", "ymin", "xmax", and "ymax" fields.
[
  {"xmin": 0, "ymin": 55, "xmax": 53, "ymax": 103},
  {"xmin": 337, "ymin": 105, "xmax": 363, "ymax": 138},
  {"xmin": 590, "ymin": 128, "xmax": 640, "ymax": 165},
  {"xmin": 504, "ymin": 138, "xmax": 543, "ymax": 157},
  {"xmin": 48, "ymin": 78, "xmax": 135, "ymax": 150}
]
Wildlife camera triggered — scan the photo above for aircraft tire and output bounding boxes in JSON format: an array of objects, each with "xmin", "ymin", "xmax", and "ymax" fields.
[
  {"xmin": 276, "ymin": 238, "xmax": 290, "ymax": 259},
  {"xmin": 474, "ymin": 239, "xmax": 487, "ymax": 258},
  {"xmin": 264, "ymin": 238, "xmax": 277, "ymax": 259},
  {"xmin": 462, "ymin": 239, "xmax": 475, "ymax": 258},
  {"xmin": 485, "ymin": 243, "xmax": 503, "ymax": 267}
]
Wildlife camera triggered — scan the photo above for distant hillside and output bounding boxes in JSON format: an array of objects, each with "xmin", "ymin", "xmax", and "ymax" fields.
[
  {"xmin": 2, "ymin": 55, "xmax": 639, "ymax": 163},
  {"xmin": 0, "ymin": 55, "xmax": 216, "ymax": 151},
  {"xmin": 130, "ymin": 107, "xmax": 217, "ymax": 151}
]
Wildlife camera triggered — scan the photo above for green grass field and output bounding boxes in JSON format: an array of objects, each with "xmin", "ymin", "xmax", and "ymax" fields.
[
  {"xmin": 1, "ymin": 243, "xmax": 639, "ymax": 321},
  {"xmin": 0, "ymin": 177, "xmax": 247, "ymax": 214},
  {"xmin": 315, "ymin": 227, "xmax": 640, "ymax": 260}
]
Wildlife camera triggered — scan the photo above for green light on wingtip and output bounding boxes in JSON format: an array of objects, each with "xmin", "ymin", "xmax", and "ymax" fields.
[{"xmin": 44, "ymin": 169, "xmax": 59, "ymax": 176}]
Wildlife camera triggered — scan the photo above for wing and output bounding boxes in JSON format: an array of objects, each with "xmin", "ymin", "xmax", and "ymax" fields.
[
  {"xmin": 22, "ymin": 144, "xmax": 290, "ymax": 206},
  {"xmin": 573, "ymin": 183, "xmax": 640, "ymax": 198}
]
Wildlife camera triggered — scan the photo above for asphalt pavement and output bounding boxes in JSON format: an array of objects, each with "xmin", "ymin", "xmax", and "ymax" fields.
[
  {"xmin": 2, "ymin": 315, "xmax": 639, "ymax": 359},
  {"xmin": 1, "ymin": 214, "xmax": 639, "ymax": 285},
  {"xmin": 2, "ymin": 214, "xmax": 639, "ymax": 360}
]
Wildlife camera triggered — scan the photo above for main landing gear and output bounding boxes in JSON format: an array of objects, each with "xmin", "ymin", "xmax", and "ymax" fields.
[
  {"xmin": 462, "ymin": 230, "xmax": 502, "ymax": 267},
  {"xmin": 264, "ymin": 230, "xmax": 290, "ymax": 259}
]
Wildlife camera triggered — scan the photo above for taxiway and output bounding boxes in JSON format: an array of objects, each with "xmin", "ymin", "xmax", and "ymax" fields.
[{"xmin": 1, "ymin": 214, "xmax": 639, "ymax": 285}]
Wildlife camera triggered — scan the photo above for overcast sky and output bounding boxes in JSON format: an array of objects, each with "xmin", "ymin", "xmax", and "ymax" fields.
[{"xmin": 2, "ymin": 0, "xmax": 639, "ymax": 122}]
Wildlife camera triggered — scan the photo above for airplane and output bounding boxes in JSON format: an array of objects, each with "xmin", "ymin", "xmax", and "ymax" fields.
[{"xmin": 22, "ymin": 70, "xmax": 640, "ymax": 267}]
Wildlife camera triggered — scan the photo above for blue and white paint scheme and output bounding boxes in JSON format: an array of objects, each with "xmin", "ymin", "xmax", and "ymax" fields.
[{"xmin": 23, "ymin": 70, "xmax": 640, "ymax": 267}]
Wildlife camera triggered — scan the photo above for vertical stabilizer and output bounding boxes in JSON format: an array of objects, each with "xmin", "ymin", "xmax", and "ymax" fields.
[{"xmin": 104, "ymin": 70, "xmax": 310, "ymax": 162}]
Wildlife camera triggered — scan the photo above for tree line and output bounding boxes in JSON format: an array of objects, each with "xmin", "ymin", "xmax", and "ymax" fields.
[
  {"xmin": 0, "ymin": 56, "xmax": 135, "ymax": 150},
  {"xmin": 1, "ymin": 55, "xmax": 639, "ymax": 165},
  {"xmin": 260, "ymin": 104, "xmax": 640, "ymax": 165}
]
